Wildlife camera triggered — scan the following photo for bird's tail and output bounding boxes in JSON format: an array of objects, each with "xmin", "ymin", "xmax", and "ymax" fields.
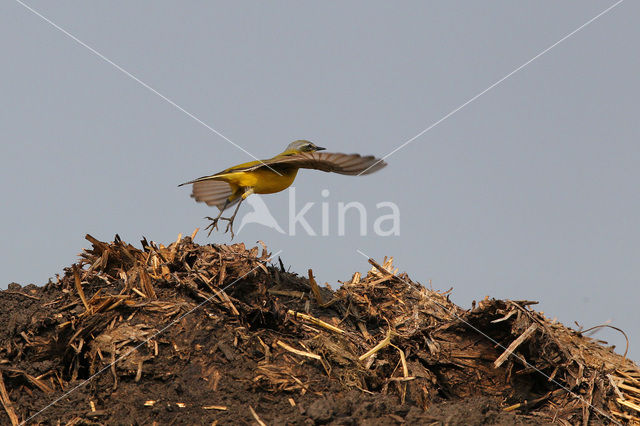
[
  {"xmin": 178, "ymin": 174, "xmax": 221, "ymax": 187},
  {"xmin": 182, "ymin": 178, "xmax": 238, "ymax": 211}
]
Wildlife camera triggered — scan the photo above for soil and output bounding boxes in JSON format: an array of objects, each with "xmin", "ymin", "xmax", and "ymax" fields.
[{"xmin": 0, "ymin": 234, "xmax": 637, "ymax": 425}]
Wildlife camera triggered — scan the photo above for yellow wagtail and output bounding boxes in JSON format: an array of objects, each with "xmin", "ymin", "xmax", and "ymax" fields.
[{"xmin": 179, "ymin": 140, "xmax": 387, "ymax": 237}]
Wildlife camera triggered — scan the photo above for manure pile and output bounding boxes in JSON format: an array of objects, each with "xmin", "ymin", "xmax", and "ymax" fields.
[{"xmin": 0, "ymin": 233, "xmax": 638, "ymax": 425}]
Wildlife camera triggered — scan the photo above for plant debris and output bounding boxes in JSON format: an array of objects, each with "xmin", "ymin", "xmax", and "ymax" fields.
[{"xmin": 0, "ymin": 232, "xmax": 638, "ymax": 424}]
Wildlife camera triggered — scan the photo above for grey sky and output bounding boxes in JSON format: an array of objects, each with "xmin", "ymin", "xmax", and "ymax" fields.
[{"xmin": 2, "ymin": 1, "xmax": 638, "ymax": 360}]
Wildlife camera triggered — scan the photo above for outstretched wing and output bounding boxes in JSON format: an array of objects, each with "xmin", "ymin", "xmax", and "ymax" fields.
[
  {"xmin": 241, "ymin": 152, "xmax": 387, "ymax": 175},
  {"xmin": 190, "ymin": 180, "xmax": 239, "ymax": 211}
]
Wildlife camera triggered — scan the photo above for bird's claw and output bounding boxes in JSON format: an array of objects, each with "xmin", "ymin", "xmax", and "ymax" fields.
[
  {"xmin": 224, "ymin": 219, "xmax": 235, "ymax": 239},
  {"xmin": 204, "ymin": 215, "xmax": 236, "ymax": 239},
  {"xmin": 204, "ymin": 216, "xmax": 221, "ymax": 237}
]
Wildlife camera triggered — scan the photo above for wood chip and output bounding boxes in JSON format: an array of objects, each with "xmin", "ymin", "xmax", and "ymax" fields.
[
  {"xmin": 249, "ymin": 405, "xmax": 266, "ymax": 426},
  {"xmin": 203, "ymin": 405, "xmax": 227, "ymax": 411},
  {"xmin": 617, "ymin": 398, "xmax": 640, "ymax": 413},
  {"xmin": 359, "ymin": 329, "xmax": 392, "ymax": 361},
  {"xmin": 277, "ymin": 340, "xmax": 321, "ymax": 360},
  {"xmin": 0, "ymin": 372, "xmax": 19, "ymax": 426},
  {"xmin": 308, "ymin": 269, "xmax": 325, "ymax": 305},
  {"xmin": 73, "ymin": 265, "xmax": 90, "ymax": 312},
  {"xmin": 287, "ymin": 310, "xmax": 345, "ymax": 335},
  {"xmin": 494, "ymin": 324, "xmax": 537, "ymax": 368}
]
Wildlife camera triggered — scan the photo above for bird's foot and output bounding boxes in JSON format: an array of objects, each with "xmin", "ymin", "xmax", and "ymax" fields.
[
  {"xmin": 224, "ymin": 217, "xmax": 236, "ymax": 239},
  {"xmin": 204, "ymin": 215, "xmax": 236, "ymax": 239},
  {"xmin": 204, "ymin": 216, "xmax": 222, "ymax": 237}
]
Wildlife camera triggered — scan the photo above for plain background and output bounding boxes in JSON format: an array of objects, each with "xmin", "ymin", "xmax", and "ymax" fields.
[{"xmin": 1, "ymin": 1, "xmax": 638, "ymax": 360}]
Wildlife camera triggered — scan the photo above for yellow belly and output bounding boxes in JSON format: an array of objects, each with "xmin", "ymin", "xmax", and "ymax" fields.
[{"xmin": 219, "ymin": 168, "xmax": 298, "ymax": 194}]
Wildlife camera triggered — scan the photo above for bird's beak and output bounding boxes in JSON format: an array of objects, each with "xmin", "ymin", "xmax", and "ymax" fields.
[{"xmin": 315, "ymin": 146, "xmax": 326, "ymax": 151}]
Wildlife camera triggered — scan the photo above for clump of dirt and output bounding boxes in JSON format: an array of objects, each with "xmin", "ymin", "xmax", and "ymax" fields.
[{"xmin": 0, "ymin": 233, "xmax": 638, "ymax": 425}]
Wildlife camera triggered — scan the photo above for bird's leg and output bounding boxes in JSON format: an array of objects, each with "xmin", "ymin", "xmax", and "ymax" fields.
[
  {"xmin": 224, "ymin": 189, "xmax": 253, "ymax": 239},
  {"xmin": 222, "ymin": 198, "xmax": 244, "ymax": 239},
  {"xmin": 204, "ymin": 198, "xmax": 231, "ymax": 237}
]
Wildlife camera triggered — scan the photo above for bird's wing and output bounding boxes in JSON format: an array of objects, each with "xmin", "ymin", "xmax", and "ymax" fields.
[
  {"xmin": 191, "ymin": 180, "xmax": 239, "ymax": 211},
  {"xmin": 238, "ymin": 152, "xmax": 387, "ymax": 176}
]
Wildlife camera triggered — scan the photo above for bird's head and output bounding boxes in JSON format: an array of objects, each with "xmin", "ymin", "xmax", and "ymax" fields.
[{"xmin": 285, "ymin": 140, "xmax": 326, "ymax": 153}]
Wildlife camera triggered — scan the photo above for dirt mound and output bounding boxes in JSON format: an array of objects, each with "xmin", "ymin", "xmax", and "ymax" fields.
[{"xmin": 1, "ymin": 233, "xmax": 638, "ymax": 425}]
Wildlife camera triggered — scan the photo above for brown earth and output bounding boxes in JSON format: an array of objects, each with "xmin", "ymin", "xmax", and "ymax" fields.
[{"xmin": 0, "ymin": 234, "xmax": 638, "ymax": 425}]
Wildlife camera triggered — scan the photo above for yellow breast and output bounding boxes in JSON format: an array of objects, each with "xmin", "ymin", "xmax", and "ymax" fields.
[{"xmin": 221, "ymin": 168, "xmax": 298, "ymax": 194}]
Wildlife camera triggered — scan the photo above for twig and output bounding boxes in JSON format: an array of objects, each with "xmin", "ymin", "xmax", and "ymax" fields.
[
  {"xmin": 214, "ymin": 289, "xmax": 239, "ymax": 316},
  {"xmin": 169, "ymin": 233, "xmax": 182, "ymax": 261},
  {"xmin": 287, "ymin": 310, "xmax": 345, "ymax": 335},
  {"xmin": 110, "ymin": 349, "xmax": 118, "ymax": 391},
  {"xmin": 491, "ymin": 309, "xmax": 517, "ymax": 323},
  {"xmin": 308, "ymin": 269, "xmax": 325, "ymax": 305},
  {"xmin": 190, "ymin": 228, "xmax": 200, "ymax": 239},
  {"xmin": 277, "ymin": 341, "xmax": 321, "ymax": 360},
  {"xmin": 366, "ymin": 274, "xmax": 395, "ymax": 287},
  {"xmin": 135, "ymin": 361, "xmax": 143, "ymax": 382},
  {"xmin": 391, "ymin": 343, "xmax": 409, "ymax": 403},
  {"xmin": 249, "ymin": 405, "xmax": 266, "ymax": 426},
  {"xmin": 582, "ymin": 375, "xmax": 595, "ymax": 425},
  {"xmin": 359, "ymin": 329, "xmax": 392, "ymax": 361},
  {"xmin": 139, "ymin": 268, "xmax": 157, "ymax": 299},
  {"xmin": 203, "ymin": 405, "xmax": 227, "ymax": 411},
  {"xmin": 494, "ymin": 324, "xmax": 537, "ymax": 368},
  {"xmin": 503, "ymin": 388, "xmax": 566, "ymax": 412},
  {"xmin": 617, "ymin": 398, "xmax": 640, "ymax": 413},
  {"xmin": 4, "ymin": 291, "xmax": 39, "ymax": 300},
  {"xmin": 131, "ymin": 288, "xmax": 147, "ymax": 298},
  {"xmin": 73, "ymin": 265, "xmax": 90, "ymax": 312},
  {"xmin": 580, "ymin": 324, "xmax": 630, "ymax": 359},
  {"xmin": 610, "ymin": 410, "xmax": 638, "ymax": 421},
  {"xmin": 367, "ymin": 258, "xmax": 393, "ymax": 277},
  {"xmin": 85, "ymin": 234, "xmax": 109, "ymax": 251},
  {"xmin": 618, "ymin": 382, "xmax": 640, "ymax": 396},
  {"xmin": 21, "ymin": 371, "xmax": 53, "ymax": 394},
  {"xmin": 388, "ymin": 376, "xmax": 416, "ymax": 382},
  {"xmin": 607, "ymin": 375, "xmax": 625, "ymax": 400},
  {"xmin": 395, "ymin": 345, "xmax": 409, "ymax": 378},
  {"xmin": 616, "ymin": 369, "xmax": 640, "ymax": 386},
  {"xmin": 267, "ymin": 289, "xmax": 305, "ymax": 298},
  {"xmin": 0, "ymin": 372, "xmax": 19, "ymax": 426}
]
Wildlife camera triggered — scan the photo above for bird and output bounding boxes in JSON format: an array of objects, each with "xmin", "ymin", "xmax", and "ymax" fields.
[{"xmin": 179, "ymin": 140, "xmax": 387, "ymax": 237}]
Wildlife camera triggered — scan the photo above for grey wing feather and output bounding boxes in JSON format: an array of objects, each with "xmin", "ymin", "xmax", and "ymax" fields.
[
  {"xmin": 191, "ymin": 180, "xmax": 238, "ymax": 211},
  {"xmin": 244, "ymin": 152, "xmax": 387, "ymax": 175}
]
